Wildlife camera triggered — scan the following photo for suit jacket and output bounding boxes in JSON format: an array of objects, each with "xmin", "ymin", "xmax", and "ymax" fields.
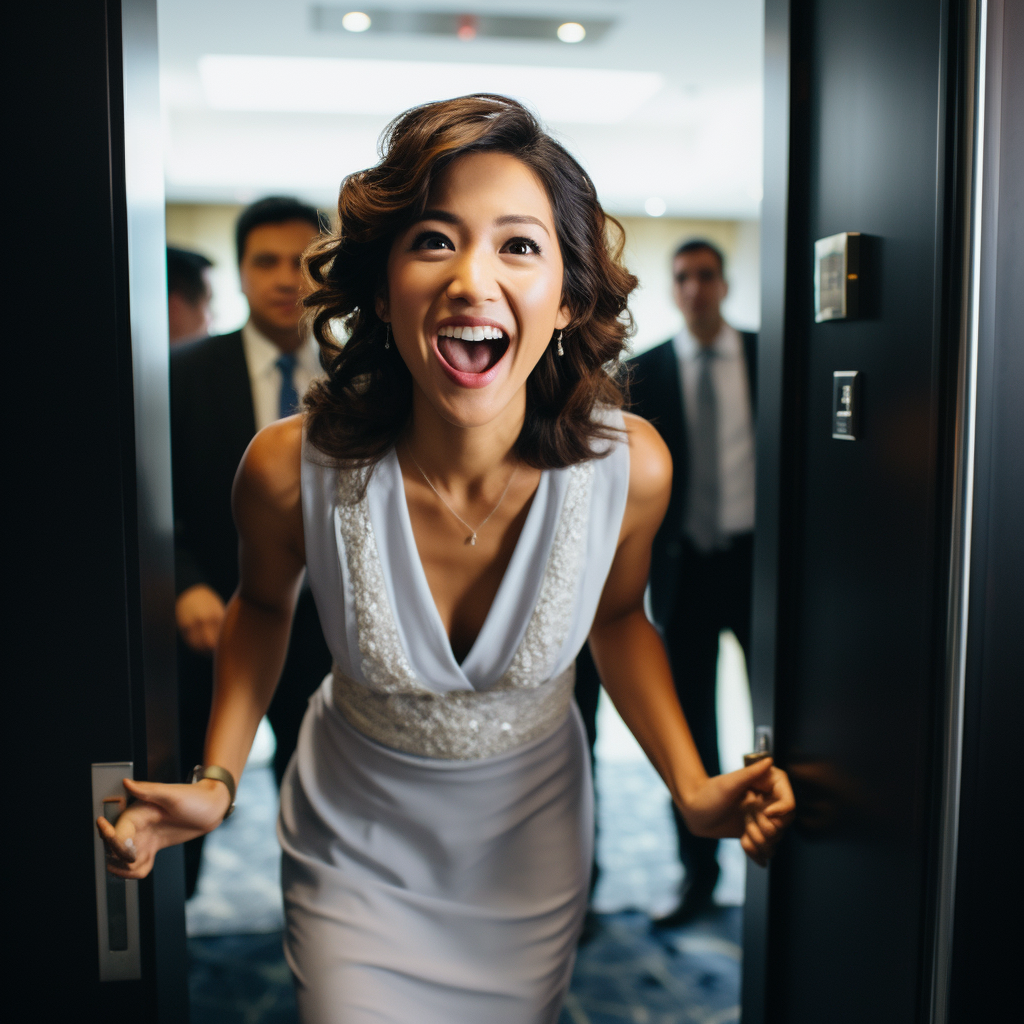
[
  {"xmin": 628, "ymin": 331, "xmax": 757, "ymax": 630},
  {"xmin": 170, "ymin": 331, "xmax": 256, "ymax": 601}
]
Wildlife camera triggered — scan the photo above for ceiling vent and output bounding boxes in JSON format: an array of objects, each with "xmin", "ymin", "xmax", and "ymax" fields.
[{"xmin": 311, "ymin": 7, "xmax": 615, "ymax": 44}]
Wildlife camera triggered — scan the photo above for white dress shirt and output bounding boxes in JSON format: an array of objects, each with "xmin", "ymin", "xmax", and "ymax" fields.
[
  {"xmin": 241, "ymin": 321, "xmax": 322, "ymax": 432},
  {"xmin": 673, "ymin": 323, "xmax": 756, "ymax": 544}
]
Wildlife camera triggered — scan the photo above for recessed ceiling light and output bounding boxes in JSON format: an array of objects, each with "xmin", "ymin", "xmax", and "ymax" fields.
[
  {"xmin": 644, "ymin": 197, "xmax": 667, "ymax": 217},
  {"xmin": 341, "ymin": 11, "xmax": 371, "ymax": 33},
  {"xmin": 557, "ymin": 22, "xmax": 586, "ymax": 43}
]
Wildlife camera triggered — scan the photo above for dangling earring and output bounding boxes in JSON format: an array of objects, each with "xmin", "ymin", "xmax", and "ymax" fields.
[
  {"xmin": 556, "ymin": 331, "xmax": 564, "ymax": 357},
  {"xmin": 385, "ymin": 323, "xmax": 391, "ymax": 350}
]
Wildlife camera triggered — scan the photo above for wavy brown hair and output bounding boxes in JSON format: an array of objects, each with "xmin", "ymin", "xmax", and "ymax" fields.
[{"xmin": 303, "ymin": 94, "xmax": 638, "ymax": 469}]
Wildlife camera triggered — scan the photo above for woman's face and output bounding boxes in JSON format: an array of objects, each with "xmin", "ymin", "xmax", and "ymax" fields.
[{"xmin": 381, "ymin": 151, "xmax": 570, "ymax": 432}]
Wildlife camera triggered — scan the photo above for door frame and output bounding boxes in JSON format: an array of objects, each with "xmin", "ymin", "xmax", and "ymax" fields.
[{"xmin": 13, "ymin": 0, "xmax": 188, "ymax": 1017}]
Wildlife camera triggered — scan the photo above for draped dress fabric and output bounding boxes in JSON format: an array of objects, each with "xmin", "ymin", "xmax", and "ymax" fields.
[{"xmin": 278, "ymin": 413, "xmax": 630, "ymax": 1023}]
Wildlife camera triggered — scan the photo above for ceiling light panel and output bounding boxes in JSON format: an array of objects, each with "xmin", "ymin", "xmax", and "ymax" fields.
[
  {"xmin": 311, "ymin": 7, "xmax": 614, "ymax": 43},
  {"xmin": 198, "ymin": 55, "xmax": 663, "ymax": 124}
]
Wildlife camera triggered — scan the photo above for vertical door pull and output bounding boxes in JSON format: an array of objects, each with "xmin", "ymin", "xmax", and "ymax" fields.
[{"xmin": 91, "ymin": 763, "xmax": 141, "ymax": 980}]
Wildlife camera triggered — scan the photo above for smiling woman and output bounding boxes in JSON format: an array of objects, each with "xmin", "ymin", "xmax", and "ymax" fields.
[
  {"xmin": 99, "ymin": 92, "xmax": 793, "ymax": 1024},
  {"xmin": 303, "ymin": 93, "xmax": 636, "ymax": 470}
]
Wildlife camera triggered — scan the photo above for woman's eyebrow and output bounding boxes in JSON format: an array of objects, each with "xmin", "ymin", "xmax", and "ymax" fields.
[
  {"xmin": 416, "ymin": 209, "xmax": 460, "ymax": 226},
  {"xmin": 413, "ymin": 210, "xmax": 551, "ymax": 237},
  {"xmin": 494, "ymin": 214, "xmax": 550, "ymax": 236}
]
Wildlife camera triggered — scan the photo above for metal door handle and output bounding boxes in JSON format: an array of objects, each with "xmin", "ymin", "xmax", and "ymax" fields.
[
  {"xmin": 743, "ymin": 726, "xmax": 774, "ymax": 767},
  {"xmin": 92, "ymin": 763, "xmax": 141, "ymax": 980}
]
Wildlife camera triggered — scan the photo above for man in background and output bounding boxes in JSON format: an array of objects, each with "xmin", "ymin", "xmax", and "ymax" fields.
[
  {"xmin": 171, "ymin": 196, "xmax": 332, "ymax": 897},
  {"xmin": 631, "ymin": 239, "xmax": 757, "ymax": 928},
  {"xmin": 166, "ymin": 246, "xmax": 213, "ymax": 344}
]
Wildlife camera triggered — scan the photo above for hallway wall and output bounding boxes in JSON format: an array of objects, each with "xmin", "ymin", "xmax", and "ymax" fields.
[{"xmin": 166, "ymin": 203, "xmax": 760, "ymax": 353}]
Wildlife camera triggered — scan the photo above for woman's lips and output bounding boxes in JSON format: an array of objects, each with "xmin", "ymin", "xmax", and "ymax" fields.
[{"xmin": 433, "ymin": 334, "xmax": 510, "ymax": 389}]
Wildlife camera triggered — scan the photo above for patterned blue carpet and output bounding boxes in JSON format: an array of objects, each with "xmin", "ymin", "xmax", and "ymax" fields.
[{"xmin": 189, "ymin": 908, "xmax": 741, "ymax": 1024}]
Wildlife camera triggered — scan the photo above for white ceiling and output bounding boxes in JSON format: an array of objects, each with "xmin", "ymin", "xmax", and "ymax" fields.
[{"xmin": 158, "ymin": 0, "xmax": 764, "ymax": 218}]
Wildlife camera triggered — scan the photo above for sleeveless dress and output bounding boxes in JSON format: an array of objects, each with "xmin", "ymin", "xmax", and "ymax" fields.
[{"xmin": 278, "ymin": 413, "xmax": 630, "ymax": 1023}]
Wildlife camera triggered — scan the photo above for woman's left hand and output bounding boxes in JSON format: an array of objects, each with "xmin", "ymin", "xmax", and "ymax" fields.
[{"xmin": 679, "ymin": 758, "xmax": 796, "ymax": 866}]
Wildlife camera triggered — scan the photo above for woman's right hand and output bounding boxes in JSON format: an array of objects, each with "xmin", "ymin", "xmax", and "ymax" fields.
[
  {"xmin": 678, "ymin": 757, "xmax": 796, "ymax": 866},
  {"xmin": 96, "ymin": 777, "xmax": 232, "ymax": 880}
]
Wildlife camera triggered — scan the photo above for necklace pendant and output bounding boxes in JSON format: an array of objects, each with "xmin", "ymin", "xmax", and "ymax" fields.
[{"xmin": 469, "ymin": 533, "xmax": 477, "ymax": 546}]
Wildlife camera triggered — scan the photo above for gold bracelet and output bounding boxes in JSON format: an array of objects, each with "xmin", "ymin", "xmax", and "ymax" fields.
[{"xmin": 190, "ymin": 764, "xmax": 236, "ymax": 818}]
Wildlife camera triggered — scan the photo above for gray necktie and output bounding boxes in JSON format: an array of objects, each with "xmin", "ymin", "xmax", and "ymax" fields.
[{"xmin": 687, "ymin": 348, "xmax": 720, "ymax": 551}]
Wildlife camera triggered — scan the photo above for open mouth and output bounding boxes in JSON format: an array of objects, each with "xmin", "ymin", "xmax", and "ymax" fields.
[{"xmin": 436, "ymin": 324, "xmax": 510, "ymax": 377}]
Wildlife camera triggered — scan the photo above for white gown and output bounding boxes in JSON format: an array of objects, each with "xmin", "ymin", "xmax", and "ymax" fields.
[{"xmin": 278, "ymin": 413, "xmax": 630, "ymax": 1023}]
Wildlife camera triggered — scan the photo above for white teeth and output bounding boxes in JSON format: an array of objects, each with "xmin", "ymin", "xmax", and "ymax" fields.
[{"xmin": 437, "ymin": 324, "xmax": 506, "ymax": 341}]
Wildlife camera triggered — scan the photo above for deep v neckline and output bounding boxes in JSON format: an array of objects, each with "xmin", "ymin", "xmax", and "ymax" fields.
[{"xmin": 379, "ymin": 448, "xmax": 562, "ymax": 688}]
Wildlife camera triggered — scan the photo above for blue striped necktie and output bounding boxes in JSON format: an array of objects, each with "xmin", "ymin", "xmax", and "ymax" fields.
[{"xmin": 276, "ymin": 353, "xmax": 299, "ymax": 419}]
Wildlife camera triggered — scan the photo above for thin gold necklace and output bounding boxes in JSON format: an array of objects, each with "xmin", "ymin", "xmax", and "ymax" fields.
[{"xmin": 406, "ymin": 449, "xmax": 518, "ymax": 547}]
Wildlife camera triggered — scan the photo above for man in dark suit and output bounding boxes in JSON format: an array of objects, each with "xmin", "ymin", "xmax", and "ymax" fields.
[
  {"xmin": 572, "ymin": 238, "xmax": 756, "ymax": 929},
  {"xmin": 171, "ymin": 197, "xmax": 332, "ymax": 897},
  {"xmin": 573, "ymin": 239, "xmax": 756, "ymax": 930},
  {"xmin": 638, "ymin": 238, "xmax": 756, "ymax": 926}
]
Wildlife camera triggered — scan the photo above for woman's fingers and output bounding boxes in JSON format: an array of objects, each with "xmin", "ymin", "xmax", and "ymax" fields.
[
  {"xmin": 103, "ymin": 848, "xmax": 155, "ymax": 879},
  {"xmin": 761, "ymin": 768, "xmax": 797, "ymax": 822},
  {"xmin": 741, "ymin": 801, "xmax": 790, "ymax": 866},
  {"xmin": 743, "ymin": 767, "xmax": 796, "ymax": 830},
  {"xmin": 719, "ymin": 758, "xmax": 774, "ymax": 799},
  {"xmin": 744, "ymin": 815, "xmax": 767, "ymax": 850},
  {"xmin": 740, "ymin": 831, "xmax": 768, "ymax": 867},
  {"xmin": 97, "ymin": 788, "xmax": 167, "ymax": 875},
  {"xmin": 97, "ymin": 814, "xmax": 137, "ymax": 863},
  {"xmin": 714, "ymin": 764, "xmax": 795, "ymax": 867},
  {"xmin": 751, "ymin": 808, "xmax": 779, "ymax": 841},
  {"xmin": 742, "ymin": 817, "xmax": 773, "ymax": 867}
]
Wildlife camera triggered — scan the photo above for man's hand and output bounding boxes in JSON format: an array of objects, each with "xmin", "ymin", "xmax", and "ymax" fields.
[{"xmin": 175, "ymin": 584, "xmax": 226, "ymax": 654}]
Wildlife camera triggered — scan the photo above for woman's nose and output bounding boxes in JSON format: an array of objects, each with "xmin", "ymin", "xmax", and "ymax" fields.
[{"xmin": 446, "ymin": 248, "xmax": 499, "ymax": 305}]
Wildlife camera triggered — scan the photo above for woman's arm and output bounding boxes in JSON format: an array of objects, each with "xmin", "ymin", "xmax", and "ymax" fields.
[
  {"xmin": 588, "ymin": 414, "xmax": 794, "ymax": 865},
  {"xmin": 98, "ymin": 416, "xmax": 307, "ymax": 879},
  {"xmin": 203, "ymin": 416, "xmax": 308, "ymax": 786}
]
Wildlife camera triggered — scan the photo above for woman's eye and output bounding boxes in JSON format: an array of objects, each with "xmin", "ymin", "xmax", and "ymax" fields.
[
  {"xmin": 503, "ymin": 236, "xmax": 542, "ymax": 256},
  {"xmin": 412, "ymin": 231, "xmax": 454, "ymax": 251}
]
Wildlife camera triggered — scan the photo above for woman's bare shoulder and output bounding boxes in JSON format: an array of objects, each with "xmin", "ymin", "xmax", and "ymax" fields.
[
  {"xmin": 621, "ymin": 411, "xmax": 672, "ymax": 507},
  {"xmin": 233, "ymin": 414, "xmax": 304, "ymax": 513}
]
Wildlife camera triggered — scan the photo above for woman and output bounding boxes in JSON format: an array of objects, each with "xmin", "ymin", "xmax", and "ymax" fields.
[{"xmin": 100, "ymin": 94, "xmax": 794, "ymax": 1023}]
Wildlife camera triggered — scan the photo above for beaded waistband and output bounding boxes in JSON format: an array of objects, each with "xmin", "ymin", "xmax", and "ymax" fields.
[{"xmin": 330, "ymin": 663, "xmax": 577, "ymax": 760}]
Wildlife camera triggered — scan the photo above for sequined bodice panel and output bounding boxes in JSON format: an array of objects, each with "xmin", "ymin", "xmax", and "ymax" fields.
[
  {"xmin": 329, "ymin": 461, "xmax": 592, "ymax": 758},
  {"xmin": 300, "ymin": 414, "xmax": 630, "ymax": 761}
]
